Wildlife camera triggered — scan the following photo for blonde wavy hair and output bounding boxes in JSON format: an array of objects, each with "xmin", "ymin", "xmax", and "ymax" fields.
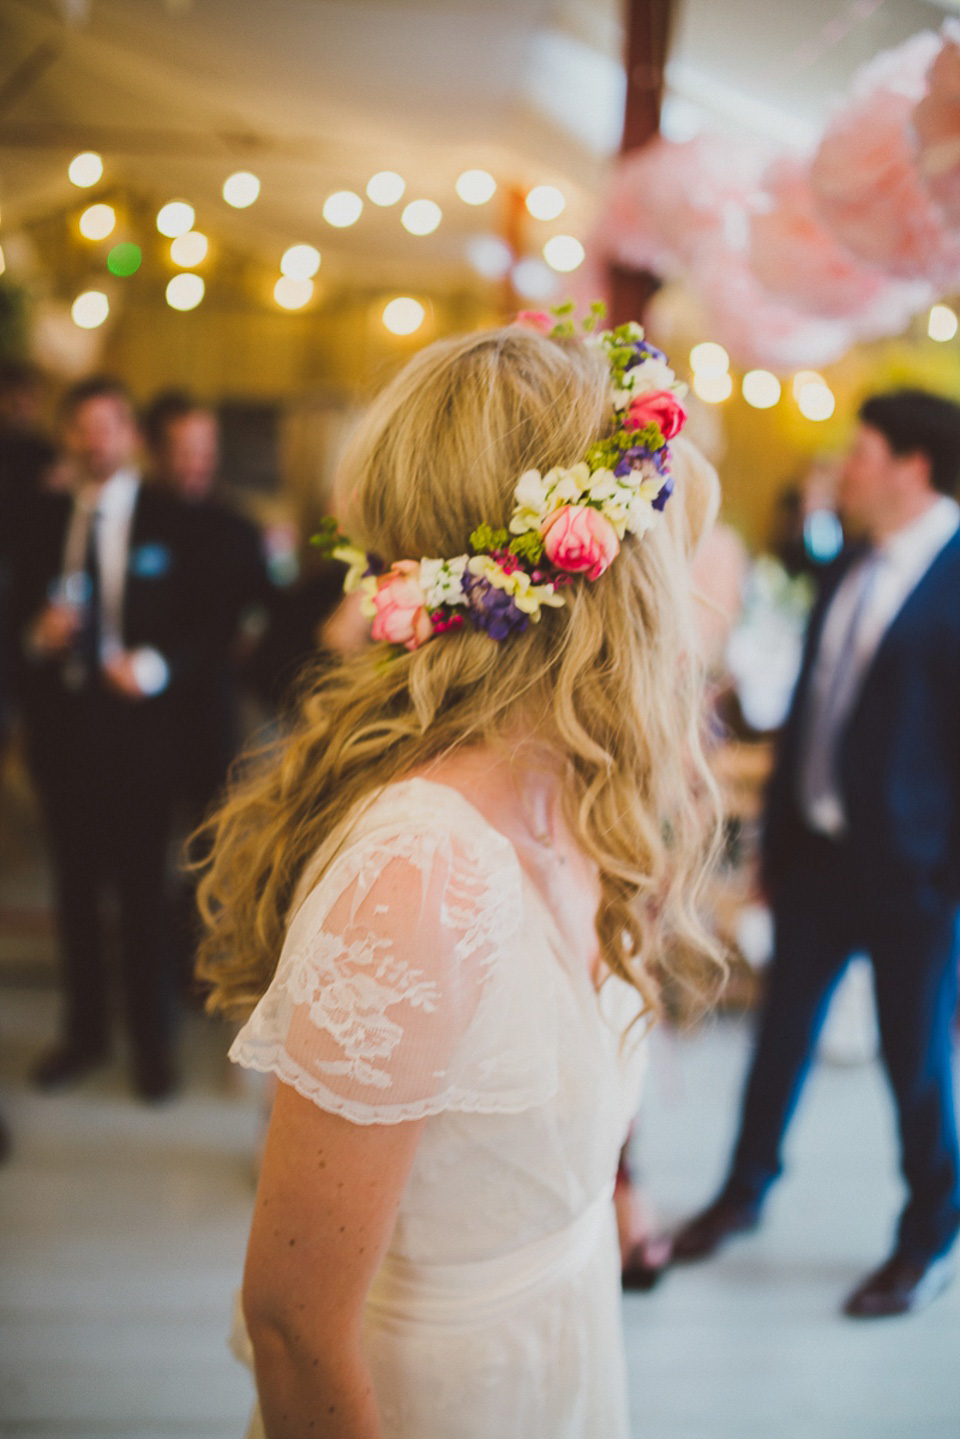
[{"xmin": 196, "ymin": 325, "xmax": 724, "ymax": 1018}]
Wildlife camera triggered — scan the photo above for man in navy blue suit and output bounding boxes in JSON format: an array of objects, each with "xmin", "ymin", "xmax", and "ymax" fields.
[{"xmin": 673, "ymin": 388, "xmax": 960, "ymax": 1318}]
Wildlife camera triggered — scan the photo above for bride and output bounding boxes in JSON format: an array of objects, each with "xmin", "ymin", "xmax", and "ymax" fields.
[{"xmin": 197, "ymin": 314, "xmax": 723, "ymax": 1438}]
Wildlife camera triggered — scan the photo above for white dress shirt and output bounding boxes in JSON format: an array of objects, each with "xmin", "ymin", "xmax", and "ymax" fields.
[
  {"xmin": 798, "ymin": 495, "xmax": 960, "ymax": 835},
  {"xmin": 60, "ymin": 468, "xmax": 170, "ymax": 695}
]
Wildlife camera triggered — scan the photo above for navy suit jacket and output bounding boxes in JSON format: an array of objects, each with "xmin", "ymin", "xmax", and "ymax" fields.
[
  {"xmin": 10, "ymin": 483, "xmax": 221, "ymax": 788},
  {"xmin": 763, "ymin": 529, "xmax": 960, "ymax": 916}
]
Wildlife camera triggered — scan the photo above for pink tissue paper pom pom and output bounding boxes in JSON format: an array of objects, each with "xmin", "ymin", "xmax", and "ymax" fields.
[
  {"xmin": 749, "ymin": 158, "xmax": 932, "ymax": 326},
  {"xmin": 597, "ymin": 135, "xmax": 762, "ymax": 279},
  {"xmin": 809, "ymin": 30, "xmax": 960, "ymax": 288},
  {"xmin": 913, "ymin": 23, "xmax": 960, "ymax": 224},
  {"xmin": 540, "ymin": 505, "xmax": 620, "ymax": 582},
  {"xmin": 626, "ymin": 389, "xmax": 687, "ymax": 440},
  {"xmin": 370, "ymin": 562, "xmax": 434, "ymax": 651}
]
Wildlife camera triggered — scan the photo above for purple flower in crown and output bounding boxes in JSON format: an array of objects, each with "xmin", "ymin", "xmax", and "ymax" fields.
[
  {"xmin": 629, "ymin": 339, "xmax": 668, "ymax": 365},
  {"xmin": 652, "ymin": 472, "xmax": 674, "ymax": 511},
  {"xmin": 461, "ymin": 571, "xmax": 530, "ymax": 641}
]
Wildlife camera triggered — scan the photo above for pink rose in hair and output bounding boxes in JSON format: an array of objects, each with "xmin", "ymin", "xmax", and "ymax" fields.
[
  {"xmin": 540, "ymin": 504, "xmax": 620, "ymax": 581},
  {"xmin": 625, "ymin": 389, "xmax": 687, "ymax": 440},
  {"xmin": 514, "ymin": 310, "xmax": 554, "ymax": 334},
  {"xmin": 370, "ymin": 562, "xmax": 434, "ymax": 650}
]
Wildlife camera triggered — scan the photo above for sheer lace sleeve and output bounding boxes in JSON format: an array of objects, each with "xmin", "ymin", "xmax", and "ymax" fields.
[{"xmin": 229, "ymin": 809, "xmax": 558, "ymax": 1124}]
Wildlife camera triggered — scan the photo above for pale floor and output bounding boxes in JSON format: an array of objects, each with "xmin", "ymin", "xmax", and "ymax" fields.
[{"xmin": 1, "ymin": 982, "xmax": 959, "ymax": 1439}]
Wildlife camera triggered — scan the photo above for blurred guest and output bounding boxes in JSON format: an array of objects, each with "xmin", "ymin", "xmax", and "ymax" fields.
[
  {"xmin": 9, "ymin": 377, "xmax": 217, "ymax": 1099},
  {"xmin": 144, "ymin": 391, "xmax": 272, "ymax": 808},
  {"xmin": 0, "ymin": 362, "xmax": 56, "ymax": 751},
  {"xmin": 672, "ymin": 388, "xmax": 960, "ymax": 1319}
]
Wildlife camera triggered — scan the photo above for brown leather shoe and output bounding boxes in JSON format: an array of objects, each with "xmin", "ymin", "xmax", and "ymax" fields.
[
  {"xmin": 671, "ymin": 1196, "xmax": 761, "ymax": 1262},
  {"xmin": 843, "ymin": 1252, "xmax": 954, "ymax": 1318}
]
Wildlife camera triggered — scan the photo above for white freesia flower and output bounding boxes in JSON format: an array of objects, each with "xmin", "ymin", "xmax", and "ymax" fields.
[
  {"xmin": 585, "ymin": 468, "xmax": 618, "ymax": 502},
  {"xmin": 514, "ymin": 468, "xmax": 548, "ymax": 510},
  {"xmin": 627, "ymin": 494, "xmax": 658, "ymax": 536},
  {"xmin": 623, "ymin": 359, "xmax": 676, "ymax": 395},
  {"xmin": 421, "ymin": 555, "xmax": 468, "ymax": 608},
  {"xmin": 552, "ymin": 474, "xmax": 583, "ymax": 505}
]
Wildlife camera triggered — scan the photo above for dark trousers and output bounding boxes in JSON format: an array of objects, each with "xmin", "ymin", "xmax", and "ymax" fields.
[
  {"xmin": 32, "ymin": 696, "xmax": 178, "ymax": 1068},
  {"xmin": 725, "ymin": 830, "xmax": 960, "ymax": 1262}
]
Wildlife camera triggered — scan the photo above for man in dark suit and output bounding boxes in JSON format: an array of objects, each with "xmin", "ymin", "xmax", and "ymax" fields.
[
  {"xmin": 672, "ymin": 389, "xmax": 960, "ymax": 1318},
  {"xmin": 143, "ymin": 390, "xmax": 273, "ymax": 811},
  {"xmin": 10, "ymin": 377, "xmax": 217, "ymax": 1099}
]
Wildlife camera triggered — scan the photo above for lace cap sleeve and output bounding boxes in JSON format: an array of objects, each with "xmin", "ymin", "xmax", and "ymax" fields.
[{"xmin": 229, "ymin": 799, "xmax": 557, "ymax": 1124}]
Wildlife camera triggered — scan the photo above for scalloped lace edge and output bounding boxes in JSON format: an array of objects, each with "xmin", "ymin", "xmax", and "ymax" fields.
[{"xmin": 231, "ymin": 1045, "xmax": 559, "ymax": 1126}]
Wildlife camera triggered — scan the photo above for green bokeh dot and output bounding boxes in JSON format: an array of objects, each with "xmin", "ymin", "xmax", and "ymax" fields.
[{"xmin": 107, "ymin": 243, "xmax": 142, "ymax": 278}]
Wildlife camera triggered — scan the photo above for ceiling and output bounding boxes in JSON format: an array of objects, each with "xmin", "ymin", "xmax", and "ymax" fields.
[{"xmin": 0, "ymin": 0, "xmax": 957, "ymax": 298}]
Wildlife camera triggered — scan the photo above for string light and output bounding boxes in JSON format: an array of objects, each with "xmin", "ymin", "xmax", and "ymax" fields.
[
  {"xmin": 928, "ymin": 304, "xmax": 958, "ymax": 342},
  {"xmin": 367, "ymin": 171, "xmax": 406, "ymax": 206},
  {"xmin": 525, "ymin": 185, "xmax": 565, "ymax": 221},
  {"xmin": 692, "ymin": 372, "xmax": 734, "ymax": 403},
  {"xmin": 690, "ymin": 342, "xmax": 730, "ymax": 378},
  {"xmin": 223, "ymin": 172, "xmax": 260, "ymax": 208},
  {"xmin": 68, "ymin": 152, "xmax": 103, "ymax": 187},
  {"xmin": 792, "ymin": 370, "xmax": 823, "ymax": 398},
  {"xmin": 280, "ymin": 244, "xmax": 321, "ymax": 280},
  {"xmin": 170, "ymin": 231, "xmax": 208, "ymax": 267},
  {"xmin": 382, "ymin": 297, "xmax": 425, "ymax": 335},
  {"xmin": 157, "ymin": 201, "xmax": 195, "ymax": 237},
  {"xmin": 71, "ymin": 291, "xmax": 109, "ymax": 328},
  {"xmin": 796, "ymin": 380, "xmax": 836, "ymax": 421},
  {"xmin": 107, "ymin": 243, "xmax": 142, "ymax": 277},
  {"xmin": 742, "ymin": 369, "xmax": 781, "ymax": 409},
  {"xmin": 466, "ymin": 234, "xmax": 513, "ymax": 280},
  {"xmin": 274, "ymin": 276, "xmax": 314, "ymax": 310},
  {"xmin": 455, "ymin": 170, "xmax": 496, "ymax": 205},
  {"xmin": 401, "ymin": 200, "xmax": 442, "ymax": 236},
  {"xmin": 511, "ymin": 257, "xmax": 558, "ymax": 301},
  {"xmin": 543, "ymin": 235, "xmax": 584, "ymax": 272},
  {"xmin": 79, "ymin": 204, "xmax": 116, "ymax": 240},
  {"xmin": 166, "ymin": 273, "xmax": 205, "ymax": 311},
  {"xmin": 323, "ymin": 191, "xmax": 363, "ymax": 227}
]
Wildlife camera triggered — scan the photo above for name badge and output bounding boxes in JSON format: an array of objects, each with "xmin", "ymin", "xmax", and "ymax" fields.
[{"xmin": 129, "ymin": 543, "xmax": 173, "ymax": 579}]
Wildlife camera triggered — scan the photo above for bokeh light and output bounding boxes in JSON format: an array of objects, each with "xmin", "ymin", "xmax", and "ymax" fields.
[
  {"xmin": 792, "ymin": 369, "xmax": 824, "ymax": 398},
  {"xmin": 796, "ymin": 381, "xmax": 836, "ymax": 421},
  {"xmin": 170, "ymin": 231, "xmax": 208, "ymax": 267},
  {"xmin": 280, "ymin": 244, "xmax": 321, "ymax": 280},
  {"xmin": 79, "ymin": 204, "xmax": 116, "ymax": 240},
  {"xmin": 742, "ymin": 369, "xmax": 782, "ymax": 409},
  {"xmin": 690, "ymin": 342, "xmax": 730, "ymax": 377},
  {"xmin": 323, "ymin": 191, "xmax": 363, "ymax": 227},
  {"xmin": 68, "ymin": 152, "xmax": 103, "ymax": 188},
  {"xmin": 165, "ymin": 273, "xmax": 205, "ymax": 311},
  {"xmin": 511, "ymin": 257, "xmax": 558, "ymax": 301},
  {"xmin": 223, "ymin": 172, "xmax": 260, "ymax": 208},
  {"xmin": 274, "ymin": 276, "xmax": 314, "ymax": 310},
  {"xmin": 71, "ymin": 291, "xmax": 110, "ymax": 328},
  {"xmin": 455, "ymin": 170, "xmax": 496, "ymax": 205},
  {"xmin": 366, "ymin": 171, "xmax": 406, "ymax": 207},
  {"xmin": 157, "ymin": 201, "xmax": 195, "ymax": 238},
  {"xmin": 542, "ymin": 235, "xmax": 584, "ymax": 272},
  {"xmin": 692, "ymin": 371, "xmax": 734, "ymax": 403},
  {"xmin": 382, "ymin": 297, "xmax": 425, "ymax": 335},
  {"xmin": 465, "ymin": 234, "xmax": 513, "ymax": 280},
  {"xmin": 107, "ymin": 243, "xmax": 142, "ymax": 277},
  {"xmin": 525, "ymin": 185, "xmax": 565, "ymax": 221},
  {"xmin": 401, "ymin": 199, "xmax": 442, "ymax": 236},
  {"xmin": 928, "ymin": 304, "xmax": 958, "ymax": 342}
]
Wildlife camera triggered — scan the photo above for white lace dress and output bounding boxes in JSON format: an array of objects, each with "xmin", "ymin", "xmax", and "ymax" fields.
[{"xmin": 230, "ymin": 777, "xmax": 647, "ymax": 1439}]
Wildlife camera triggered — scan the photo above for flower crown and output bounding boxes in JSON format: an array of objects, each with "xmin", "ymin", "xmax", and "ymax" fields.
[{"xmin": 314, "ymin": 303, "xmax": 688, "ymax": 651}]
